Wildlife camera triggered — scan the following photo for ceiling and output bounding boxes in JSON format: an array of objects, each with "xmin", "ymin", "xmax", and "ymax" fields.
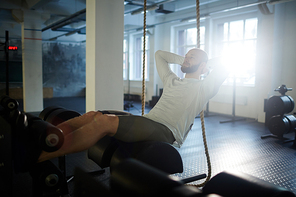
[
  {"xmin": 0, "ymin": 0, "xmax": 206, "ymax": 41},
  {"xmin": 0, "ymin": 0, "xmax": 292, "ymax": 42}
]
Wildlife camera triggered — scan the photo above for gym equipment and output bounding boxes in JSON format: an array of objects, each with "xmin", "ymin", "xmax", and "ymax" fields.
[
  {"xmin": 88, "ymin": 110, "xmax": 184, "ymax": 174},
  {"xmin": 262, "ymin": 85, "xmax": 296, "ymax": 145},
  {"xmin": 40, "ymin": 107, "xmax": 184, "ymax": 174},
  {"xmin": 267, "ymin": 115, "xmax": 296, "ymax": 136},
  {"xmin": 74, "ymin": 167, "xmax": 119, "ymax": 197},
  {"xmin": 74, "ymin": 158, "xmax": 295, "ymax": 197},
  {"xmin": 74, "ymin": 163, "xmax": 205, "ymax": 197},
  {"xmin": 265, "ymin": 85, "xmax": 294, "ymax": 122},
  {"xmin": 89, "ymin": 136, "xmax": 183, "ymax": 174},
  {"xmin": 39, "ymin": 106, "xmax": 82, "ymax": 184},
  {"xmin": 110, "ymin": 159, "xmax": 207, "ymax": 197},
  {"xmin": 39, "ymin": 106, "xmax": 81, "ymax": 126},
  {"xmin": 30, "ymin": 160, "xmax": 68, "ymax": 197},
  {"xmin": 0, "ymin": 95, "xmax": 66, "ymax": 196},
  {"xmin": 202, "ymin": 171, "xmax": 295, "ymax": 197}
]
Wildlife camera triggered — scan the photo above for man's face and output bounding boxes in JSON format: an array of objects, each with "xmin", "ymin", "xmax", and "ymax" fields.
[{"xmin": 181, "ymin": 49, "xmax": 202, "ymax": 73}]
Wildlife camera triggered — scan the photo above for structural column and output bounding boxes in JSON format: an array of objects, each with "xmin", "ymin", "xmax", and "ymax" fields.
[
  {"xmin": 271, "ymin": 1, "xmax": 296, "ymax": 103},
  {"xmin": 256, "ymin": 9, "xmax": 274, "ymax": 122},
  {"xmin": 21, "ymin": 10, "xmax": 43, "ymax": 112},
  {"xmin": 86, "ymin": 0, "xmax": 124, "ymax": 111}
]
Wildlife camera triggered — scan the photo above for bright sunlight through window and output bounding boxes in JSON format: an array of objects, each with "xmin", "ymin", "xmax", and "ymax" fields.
[{"xmin": 216, "ymin": 18, "xmax": 258, "ymax": 86}]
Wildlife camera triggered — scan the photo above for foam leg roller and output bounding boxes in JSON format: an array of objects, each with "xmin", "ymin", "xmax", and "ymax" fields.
[
  {"xmin": 26, "ymin": 113, "xmax": 64, "ymax": 152},
  {"xmin": 39, "ymin": 106, "xmax": 63, "ymax": 122},
  {"xmin": 42, "ymin": 108, "xmax": 81, "ymax": 126}
]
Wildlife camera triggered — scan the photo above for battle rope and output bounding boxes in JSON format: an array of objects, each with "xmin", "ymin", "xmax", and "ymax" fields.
[
  {"xmin": 193, "ymin": 0, "xmax": 212, "ymax": 187},
  {"xmin": 142, "ymin": 0, "xmax": 147, "ymax": 116}
]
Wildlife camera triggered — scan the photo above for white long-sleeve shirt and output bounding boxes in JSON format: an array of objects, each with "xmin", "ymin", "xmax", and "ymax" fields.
[{"xmin": 144, "ymin": 50, "xmax": 229, "ymax": 147}]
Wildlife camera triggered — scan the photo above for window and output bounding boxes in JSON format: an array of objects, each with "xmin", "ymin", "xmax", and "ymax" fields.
[
  {"xmin": 176, "ymin": 26, "xmax": 205, "ymax": 56},
  {"xmin": 123, "ymin": 39, "xmax": 128, "ymax": 80},
  {"xmin": 215, "ymin": 17, "xmax": 258, "ymax": 86},
  {"xmin": 174, "ymin": 24, "xmax": 205, "ymax": 78},
  {"xmin": 130, "ymin": 34, "xmax": 149, "ymax": 81}
]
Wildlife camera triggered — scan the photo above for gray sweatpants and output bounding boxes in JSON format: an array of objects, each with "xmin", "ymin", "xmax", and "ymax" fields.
[{"xmin": 113, "ymin": 115, "xmax": 175, "ymax": 144}]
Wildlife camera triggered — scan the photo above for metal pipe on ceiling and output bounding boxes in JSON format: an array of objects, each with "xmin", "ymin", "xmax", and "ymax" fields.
[{"xmin": 124, "ymin": 0, "xmax": 270, "ymax": 32}]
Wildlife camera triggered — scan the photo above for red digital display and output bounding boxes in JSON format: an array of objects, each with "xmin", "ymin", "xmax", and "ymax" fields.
[{"xmin": 8, "ymin": 46, "xmax": 18, "ymax": 50}]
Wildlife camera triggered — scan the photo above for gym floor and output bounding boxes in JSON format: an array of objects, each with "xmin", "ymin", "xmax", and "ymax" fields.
[{"xmin": 12, "ymin": 97, "xmax": 296, "ymax": 196}]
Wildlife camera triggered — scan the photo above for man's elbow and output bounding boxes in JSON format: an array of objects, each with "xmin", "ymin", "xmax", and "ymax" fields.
[{"xmin": 155, "ymin": 50, "xmax": 163, "ymax": 56}]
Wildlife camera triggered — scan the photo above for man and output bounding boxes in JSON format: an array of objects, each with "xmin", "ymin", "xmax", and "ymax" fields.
[{"xmin": 38, "ymin": 48, "xmax": 229, "ymax": 162}]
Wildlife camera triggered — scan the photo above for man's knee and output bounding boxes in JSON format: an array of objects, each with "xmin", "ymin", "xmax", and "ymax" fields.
[{"xmin": 94, "ymin": 113, "xmax": 119, "ymax": 136}]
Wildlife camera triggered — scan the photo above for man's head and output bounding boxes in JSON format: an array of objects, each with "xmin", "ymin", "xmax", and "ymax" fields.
[{"xmin": 181, "ymin": 48, "xmax": 208, "ymax": 75}]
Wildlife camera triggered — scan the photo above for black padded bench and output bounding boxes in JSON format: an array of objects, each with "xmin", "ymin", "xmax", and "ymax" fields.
[
  {"xmin": 88, "ymin": 110, "xmax": 183, "ymax": 174},
  {"xmin": 88, "ymin": 135, "xmax": 183, "ymax": 174}
]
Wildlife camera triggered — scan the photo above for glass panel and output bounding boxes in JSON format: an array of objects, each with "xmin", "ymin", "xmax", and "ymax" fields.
[
  {"xmin": 186, "ymin": 28, "xmax": 197, "ymax": 46},
  {"xmin": 245, "ymin": 18, "xmax": 258, "ymax": 39},
  {"xmin": 242, "ymin": 40, "xmax": 257, "ymax": 71},
  {"xmin": 178, "ymin": 30, "xmax": 185, "ymax": 46},
  {"xmin": 229, "ymin": 20, "xmax": 244, "ymax": 41},
  {"xmin": 123, "ymin": 39, "xmax": 128, "ymax": 80},
  {"xmin": 186, "ymin": 46, "xmax": 195, "ymax": 53},
  {"xmin": 217, "ymin": 23, "xmax": 225, "ymax": 42},
  {"xmin": 215, "ymin": 18, "xmax": 257, "ymax": 86},
  {"xmin": 228, "ymin": 41, "xmax": 243, "ymax": 52},
  {"xmin": 123, "ymin": 53, "xmax": 127, "ymax": 79},
  {"xmin": 178, "ymin": 47, "xmax": 185, "ymax": 56},
  {"xmin": 224, "ymin": 23, "xmax": 229, "ymax": 41},
  {"xmin": 200, "ymin": 44, "xmax": 205, "ymax": 51},
  {"xmin": 200, "ymin": 26, "xmax": 205, "ymax": 44},
  {"xmin": 136, "ymin": 37, "xmax": 141, "ymax": 50},
  {"xmin": 139, "ymin": 52, "xmax": 148, "ymax": 80},
  {"xmin": 123, "ymin": 39, "xmax": 127, "ymax": 52},
  {"xmin": 135, "ymin": 50, "xmax": 141, "ymax": 79},
  {"xmin": 216, "ymin": 42, "xmax": 227, "ymax": 57}
]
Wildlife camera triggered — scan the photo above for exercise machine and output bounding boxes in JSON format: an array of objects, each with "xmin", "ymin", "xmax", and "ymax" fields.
[
  {"xmin": 38, "ymin": 107, "xmax": 185, "ymax": 175},
  {"xmin": 1, "ymin": 95, "xmax": 295, "ymax": 196},
  {"xmin": 74, "ymin": 158, "xmax": 296, "ymax": 197},
  {"xmin": 0, "ymin": 95, "xmax": 68, "ymax": 197}
]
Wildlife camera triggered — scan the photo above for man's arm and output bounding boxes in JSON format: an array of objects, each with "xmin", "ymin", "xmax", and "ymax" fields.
[{"xmin": 155, "ymin": 50, "xmax": 184, "ymax": 83}]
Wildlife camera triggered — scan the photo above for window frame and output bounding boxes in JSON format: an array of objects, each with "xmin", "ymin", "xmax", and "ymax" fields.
[
  {"xmin": 172, "ymin": 21, "xmax": 206, "ymax": 78},
  {"xmin": 212, "ymin": 11, "xmax": 258, "ymax": 87},
  {"xmin": 123, "ymin": 37, "xmax": 129, "ymax": 80},
  {"xmin": 129, "ymin": 33, "xmax": 150, "ymax": 81}
]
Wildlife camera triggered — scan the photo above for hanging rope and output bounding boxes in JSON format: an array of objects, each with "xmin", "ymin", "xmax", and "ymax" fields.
[
  {"xmin": 140, "ymin": 0, "xmax": 211, "ymax": 186},
  {"xmin": 142, "ymin": 0, "xmax": 147, "ymax": 116},
  {"xmin": 193, "ymin": 0, "xmax": 212, "ymax": 187}
]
